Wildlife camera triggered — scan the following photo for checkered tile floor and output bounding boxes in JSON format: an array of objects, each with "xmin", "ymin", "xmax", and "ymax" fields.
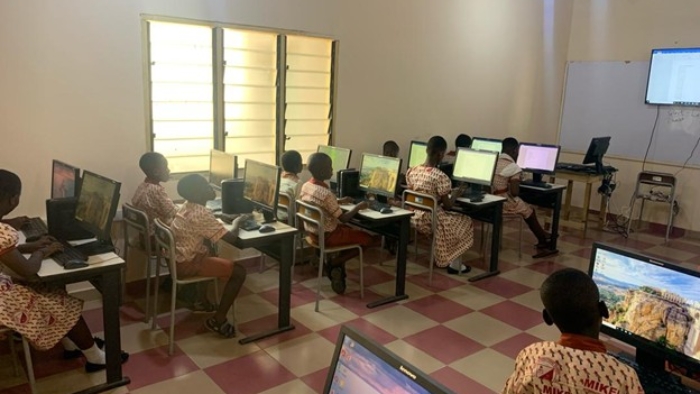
[{"xmin": 2, "ymin": 222, "xmax": 700, "ymax": 394}]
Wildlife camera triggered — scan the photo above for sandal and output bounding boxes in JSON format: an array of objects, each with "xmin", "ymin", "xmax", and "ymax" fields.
[
  {"xmin": 205, "ymin": 317, "xmax": 236, "ymax": 338},
  {"xmin": 191, "ymin": 301, "xmax": 218, "ymax": 314}
]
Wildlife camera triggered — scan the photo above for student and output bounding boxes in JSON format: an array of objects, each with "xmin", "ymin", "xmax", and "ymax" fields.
[
  {"xmin": 382, "ymin": 140, "xmax": 400, "ymax": 158},
  {"xmin": 444, "ymin": 133, "xmax": 472, "ymax": 163},
  {"xmin": 405, "ymin": 136, "xmax": 474, "ymax": 274},
  {"xmin": 132, "ymin": 152, "xmax": 177, "ymax": 232},
  {"xmin": 277, "ymin": 150, "xmax": 303, "ymax": 223},
  {"xmin": 299, "ymin": 152, "xmax": 373, "ymax": 295},
  {"xmin": 0, "ymin": 170, "xmax": 128, "ymax": 372},
  {"xmin": 502, "ymin": 268, "xmax": 643, "ymax": 394},
  {"xmin": 170, "ymin": 174, "xmax": 248, "ymax": 338},
  {"xmin": 493, "ymin": 137, "xmax": 553, "ymax": 253}
]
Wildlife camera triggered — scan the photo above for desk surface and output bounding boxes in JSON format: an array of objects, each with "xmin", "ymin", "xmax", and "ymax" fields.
[
  {"xmin": 339, "ymin": 205, "xmax": 414, "ymax": 219},
  {"xmin": 455, "ymin": 193, "xmax": 506, "ymax": 205},
  {"xmin": 37, "ymin": 253, "xmax": 124, "ymax": 278},
  {"xmin": 220, "ymin": 220, "xmax": 297, "ymax": 240},
  {"xmin": 520, "ymin": 183, "xmax": 567, "ymax": 192}
]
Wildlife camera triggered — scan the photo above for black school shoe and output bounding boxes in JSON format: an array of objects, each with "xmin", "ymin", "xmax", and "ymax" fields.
[
  {"xmin": 85, "ymin": 351, "xmax": 130, "ymax": 373},
  {"xmin": 325, "ymin": 263, "xmax": 347, "ymax": 295},
  {"xmin": 446, "ymin": 265, "xmax": 472, "ymax": 275},
  {"xmin": 63, "ymin": 337, "xmax": 104, "ymax": 359}
]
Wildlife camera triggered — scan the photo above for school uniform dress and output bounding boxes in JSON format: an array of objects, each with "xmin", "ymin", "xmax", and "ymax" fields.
[
  {"xmin": 299, "ymin": 179, "xmax": 372, "ymax": 248},
  {"xmin": 0, "ymin": 223, "xmax": 83, "ymax": 350},
  {"xmin": 493, "ymin": 153, "xmax": 534, "ymax": 218},
  {"xmin": 502, "ymin": 334, "xmax": 644, "ymax": 394},
  {"xmin": 131, "ymin": 181, "xmax": 178, "ymax": 233},
  {"xmin": 405, "ymin": 165, "xmax": 474, "ymax": 267}
]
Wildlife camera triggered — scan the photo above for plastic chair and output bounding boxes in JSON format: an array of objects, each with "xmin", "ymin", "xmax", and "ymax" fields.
[
  {"xmin": 295, "ymin": 200, "xmax": 364, "ymax": 312},
  {"xmin": 402, "ymin": 190, "xmax": 439, "ymax": 285},
  {"xmin": 0, "ymin": 327, "xmax": 36, "ymax": 394},
  {"xmin": 153, "ymin": 218, "xmax": 220, "ymax": 355},
  {"xmin": 122, "ymin": 203, "xmax": 159, "ymax": 326},
  {"xmin": 260, "ymin": 191, "xmax": 304, "ymax": 277},
  {"xmin": 627, "ymin": 171, "xmax": 677, "ymax": 243}
]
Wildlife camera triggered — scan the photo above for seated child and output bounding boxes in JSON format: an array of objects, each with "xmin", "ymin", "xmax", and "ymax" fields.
[
  {"xmin": 170, "ymin": 174, "xmax": 248, "ymax": 338},
  {"xmin": 277, "ymin": 150, "xmax": 303, "ymax": 223},
  {"xmin": 299, "ymin": 152, "xmax": 373, "ymax": 295},
  {"xmin": 493, "ymin": 137, "xmax": 553, "ymax": 254},
  {"xmin": 502, "ymin": 268, "xmax": 643, "ymax": 394},
  {"xmin": 132, "ymin": 152, "xmax": 177, "ymax": 232},
  {"xmin": 444, "ymin": 133, "xmax": 472, "ymax": 163},
  {"xmin": 382, "ymin": 140, "xmax": 400, "ymax": 158},
  {"xmin": 0, "ymin": 170, "xmax": 128, "ymax": 372}
]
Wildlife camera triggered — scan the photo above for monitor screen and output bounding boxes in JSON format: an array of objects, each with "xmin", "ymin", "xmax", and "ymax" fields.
[
  {"xmin": 210, "ymin": 149, "xmax": 237, "ymax": 189},
  {"xmin": 51, "ymin": 160, "xmax": 80, "ymax": 199},
  {"xmin": 407, "ymin": 141, "xmax": 428, "ymax": 168},
  {"xmin": 318, "ymin": 145, "xmax": 352, "ymax": 184},
  {"xmin": 452, "ymin": 148, "xmax": 499, "ymax": 186},
  {"xmin": 358, "ymin": 154, "xmax": 402, "ymax": 197},
  {"xmin": 646, "ymin": 47, "xmax": 700, "ymax": 106},
  {"xmin": 74, "ymin": 170, "xmax": 121, "ymax": 243},
  {"xmin": 243, "ymin": 159, "xmax": 281, "ymax": 213},
  {"xmin": 589, "ymin": 242, "xmax": 700, "ymax": 371},
  {"xmin": 516, "ymin": 143, "xmax": 560, "ymax": 174},
  {"xmin": 470, "ymin": 138, "xmax": 503, "ymax": 153},
  {"xmin": 324, "ymin": 326, "xmax": 454, "ymax": 394}
]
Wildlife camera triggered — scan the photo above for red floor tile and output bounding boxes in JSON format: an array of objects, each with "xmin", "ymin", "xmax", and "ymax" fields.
[
  {"xmin": 238, "ymin": 315, "xmax": 312, "ymax": 349},
  {"xmin": 480, "ymin": 301, "xmax": 543, "ymax": 331},
  {"xmin": 205, "ymin": 350, "xmax": 296, "ymax": 394},
  {"xmin": 526, "ymin": 260, "xmax": 567, "ymax": 275},
  {"xmin": 667, "ymin": 240, "xmax": 700, "ymax": 255},
  {"xmin": 403, "ymin": 326, "xmax": 484, "ymax": 364},
  {"xmin": 402, "ymin": 294, "xmax": 473, "ymax": 323},
  {"xmin": 430, "ymin": 367, "xmax": 496, "ymax": 394},
  {"xmin": 316, "ymin": 318, "xmax": 397, "ymax": 346},
  {"xmin": 30, "ymin": 344, "xmax": 83, "ymax": 379},
  {"xmin": 472, "ymin": 276, "xmax": 533, "ymax": 299},
  {"xmin": 607, "ymin": 237, "xmax": 656, "ymax": 251},
  {"xmin": 571, "ymin": 248, "xmax": 592, "ymax": 260},
  {"xmin": 345, "ymin": 265, "xmax": 396, "ymax": 287},
  {"xmin": 301, "ymin": 367, "xmax": 329, "ymax": 393},
  {"xmin": 81, "ymin": 301, "xmax": 148, "ymax": 333},
  {"xmin": 491, "ymin": 332, "xmax": 542, "ymax": 359},
  {"xmin": 154, "ymin": 310, "xmax": 209, "ymax": 341},
  {"xmin": 258, "ymin": 283, "xmax": 318, "ymax": 309},
  {"xmin": 406, "ymin": 271, "xmax": 468, "ymax": 292},
  {"xmin": 123, "ymin": 344, "xmax": 199, "ymax": 390},
  {"xmin": 328, "ymin": 289, "xmax": 393, "ymax": 316}
]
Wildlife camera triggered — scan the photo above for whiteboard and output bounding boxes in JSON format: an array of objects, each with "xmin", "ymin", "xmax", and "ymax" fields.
[{"xmin": 559, "ymin": 61, "xmax": 700, "ymax": 166}]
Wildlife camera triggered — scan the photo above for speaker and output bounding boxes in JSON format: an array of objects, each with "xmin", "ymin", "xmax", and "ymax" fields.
[
  {"xmin": 338, "ymin": 169, "xmax": 360, "ymax": 198},
  {"xmin": 221, "ymin": 179, "xmax": 253, "ymax": 214},
  {"xmin": 46, "ymin": 197, "xmax": 93, "ymax": 241}
]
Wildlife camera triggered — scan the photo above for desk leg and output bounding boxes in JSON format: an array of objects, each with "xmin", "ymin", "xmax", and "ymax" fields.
[
  {"xmin": 469, "ymin": 204, "xmax": 502, "ymax": 282},
  {"xmin": 582, "ymin": 183, "xmax": 592, "ymax": 237},
  {"xmin": 550, "ymin": 191, "xmax": 562, "ymax": 250},
  {"xmin": 564, "ymin": 180, "xmax": 574, "ymax": 220},
  {"xmin": 367, "ymin": 217, "xmax": 410, "ymax": 308},
  {"xmin": 239, "ymin": 236, "xmax": 295, "ymax": 344},
  {"xmin": 599, "ymin": 193, "xmax": 608, "ymax": 228}
]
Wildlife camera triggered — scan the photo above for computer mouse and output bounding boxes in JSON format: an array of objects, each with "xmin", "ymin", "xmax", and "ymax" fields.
[
  {"xmin": 25, "ymin": 235, "xmax": 42, "ymax": 242},
  {"xmin": 258, "ymin": 224, "xmax": 276, "ymax": 233},
  {"xmin": 64, "ymin": 259, "xmax": 88, "ymax": 270},
  {"xmin": 380, "ymin": 207, "xmax": 393, "ymax": 214}
]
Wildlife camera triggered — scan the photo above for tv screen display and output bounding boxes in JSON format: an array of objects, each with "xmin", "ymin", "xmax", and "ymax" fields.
[{"xmin": 645, "ymin": 47, "xmax": 700, "ymax": 106}]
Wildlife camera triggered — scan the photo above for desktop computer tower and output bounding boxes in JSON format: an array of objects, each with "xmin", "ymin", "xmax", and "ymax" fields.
[
  {"xmin": 338, "ymin": 169, "xmax": 360, "ymax": 198},
  {"xmin": 46, "ymin": 197, "xmax": 93, "ymax": 241},
  {"xmin": 221, "ymin": 179, "xmax": 253, "ymax": 214}
]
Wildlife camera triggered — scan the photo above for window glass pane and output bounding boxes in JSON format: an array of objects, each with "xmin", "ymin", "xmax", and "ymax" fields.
[
  {"xmin": 286, "ymin": 87, "xmax": 329, "ymax": 103},
  {"xmin": 285, "ymin": 119, "xmax": 330, "ymax": 136},
  {"xmin": 285, "ymin": 103, "xmax": 331, "ymax": 120}
]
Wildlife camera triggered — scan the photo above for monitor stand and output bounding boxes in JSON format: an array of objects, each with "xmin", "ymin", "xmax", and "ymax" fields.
[
  {"xmin": 594, "ymin": 157, "xmax": 605, "ymax": 174},
  {"xmin": 463, "ymin": 183, "xmax": 485, "ymax": 201},
  {"xmin": 261, "ymin": 210, "xmax": 276, "ymax": 224},
  {"xmin": 75, "ymin": 239, "xmax": 115, "ymax": 256}
]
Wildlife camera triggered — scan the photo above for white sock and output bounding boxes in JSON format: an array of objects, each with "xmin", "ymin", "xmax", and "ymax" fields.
[
  {"xmin": 61, "ymin": 337, "xmax": 78, "ymax": 351},
  {"xmin": 82, "ymin": 343, "xmax": 106, "ymax": 365},
  {"xmin": 449, "ymin": 258, "xmax": 464, "ymax": 270}
]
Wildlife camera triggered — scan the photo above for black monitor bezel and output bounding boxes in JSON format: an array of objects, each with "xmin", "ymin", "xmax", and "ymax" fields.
[
  {"xmin": 317, "ymin": 145, "xmax": 352, "ymax": 184},
  {"xmin": 74, "ymin": 170, "xmax": 121, "ymax": 244},
  {"xmin": 407, "ymin": 140, "xmax": 428, "ymax": 168},
  {"xmin": 323, "ymin": 325, "xmax": 455, "ymax": 394},
  {"xmin": 517, "ymin": 142, "xmax": 561, "ymax": 175},
  {"xmin": 358, "ymin": 153, "xmax": 403, "ymax": 197},
  {"xmin": 51, "ymin": 160, "xmax": 81, "ymax": 199},
  {"xmin": 645, "ymin": 47, "xmax": 700, "ymax": 107},
  {"xmin": 589, "ymin": 242, "xmax": 700, "ymax": 373},
  {"xmin": 209, "ymin": 149, "xmax": 238, "ymax": 190},
  {"xmin": 451, "ymin": 148, "xmax": 499, "ymax": 186},
  {"xmin": 470, "ymin": 137, "xmax": 503, "ymax": 153},
  {"xmin": 242, "ymin": 159, "xmax": 281, "ymax": 219}
]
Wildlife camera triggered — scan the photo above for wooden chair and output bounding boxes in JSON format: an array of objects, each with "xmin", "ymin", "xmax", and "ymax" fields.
[
  {"xmin": 295, "ymin": 200, "xmax": 364, "ymax": 312},
  {"xmin": 402, "ymin": 190, "xmax": 439, "ymax": 285},
  {"xmin": 153, "ymin": 218, "xmax": 220, "ymax": 355},
  {"xmin": 0, "ymin": 327, "xmax": 36, "ymax": 394}
]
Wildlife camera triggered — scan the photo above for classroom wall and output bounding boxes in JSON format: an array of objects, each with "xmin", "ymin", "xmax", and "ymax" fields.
[
  {"xmin": 0, "ymin": 0, "xmax": 574, "ymax": 220},
  {"xmin": 565, "ymin": 0, "xmax": 700, "ymax": 232}
]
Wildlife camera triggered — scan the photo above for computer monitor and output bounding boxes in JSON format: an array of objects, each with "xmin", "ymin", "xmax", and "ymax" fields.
[
  {"xmin": 210, "ymin": 149, "xmax": 238, "ymax": 190},
  {"xmin": 358, "ymin": 154, "xmax": 402, "ymax": 197},
  {"xmin": 407, "ymin": 140, "xmax": 428, "ymax": 168},
  {"xmin": 243, "ymin": 159, "xmax": 281, "ymax": 222},
  {"xmin": 324, "ymin": 326, "xmax": 455, "ymax": 394},
  {"xmin": 582, "ymin": 136, "xmax": 612, "ymax": 174},
  {"xmin": 73, "ymin": 170, "xmax": 121, "ymax": 255},
  {"xmin": 452, "ymin": 148, "xmax": 499, "ymax": 196},
  {"xmin": 470, "ymin": 137, "xmax": 503, "ymax": 153},
  {"xmin": 516, "ymin": 143, "xmax": 561, "ymax": 184},
  {"xmin": 51, "ymin": 160, "xmax": 81, "ymax": 199},
  {"xmin": 589, "ymin": 242, "xmax": 700, "ymax": 374},
  {"xmin": 317, "ymin": 145, "xmax": 352, "ymax": 185}
]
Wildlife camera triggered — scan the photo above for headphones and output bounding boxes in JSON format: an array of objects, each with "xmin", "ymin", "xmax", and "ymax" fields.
[
  {"xmin": 542, "ymin": 301, "xmax": 609, "ymax": 326},
  {"xmin": 598, "ymin": 174, "xmax": 616, "ymax": 197}
]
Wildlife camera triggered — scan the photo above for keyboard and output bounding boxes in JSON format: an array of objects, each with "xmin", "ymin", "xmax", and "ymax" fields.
[
  {"xmin": 353, "ymin": 198, "xmax": 390, "ymax": 212},
  {"xmin": 21, "ymin": 217, "xmax": 48, "ymax": 239},
  {"xmin": 556, "ymin": 162, "xmax": 618, "ymax": 174},
  {"xmin": 51, "ymin": 245, "xmax": 87, "ymax": 267},
  {"xmin": 206, "ymin": 199, "xmax": 222, "ymax": 212},
  {"xmin": 520, "ymin": 180, "xmax": 552, "ymax": 188},
  {"xmin": 611, "ymin": 354, "xmax": 698, "ymax": 394},
  {"xmin": 240, "ymin": 219, "xmax": 260, "ymax": 231}
]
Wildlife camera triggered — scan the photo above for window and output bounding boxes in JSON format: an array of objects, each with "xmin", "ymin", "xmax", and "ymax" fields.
[{"xmin": 144, "ymin": 18, "xmax": 336, "ymax": 173}]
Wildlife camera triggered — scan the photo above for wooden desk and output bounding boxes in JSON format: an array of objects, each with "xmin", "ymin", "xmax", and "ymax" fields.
[
  {"xmin": 36, "ymin": 253, "xmax": 130, "ymax": 394},
  {"xmin": 552, "ymin": 170, "xmax": 607, "ymax": 237},
  {"xmin": 339, "ymin": 206, "xmax": 414, "ymax": 308},
  {"xmin": 220, "ymin": 220, "xmax": 298, "ymax": 344}
]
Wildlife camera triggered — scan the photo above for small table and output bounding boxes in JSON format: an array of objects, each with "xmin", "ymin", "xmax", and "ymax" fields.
[{"xmin": 552, "ymin": 170, "xmax": 608, "ymax": 237}]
